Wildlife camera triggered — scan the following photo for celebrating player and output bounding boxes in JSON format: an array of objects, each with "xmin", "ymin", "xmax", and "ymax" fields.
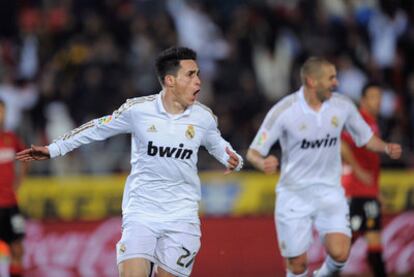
[
  {"xmin": 16, "ymin": 46, "xmax": 243, "ymax": 277},
  {"xmin": 247, "ymin": 57, "xmax": 401, "ymax": 277}
]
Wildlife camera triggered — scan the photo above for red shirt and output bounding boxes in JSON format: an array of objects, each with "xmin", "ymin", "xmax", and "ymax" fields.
[
  {"xmin": 0, "ymin": 131, "xmax": 25, "ymax": 207},
  {"xmin": 341, "ymin": 109, "xmax": 380, "ymax": 198}
]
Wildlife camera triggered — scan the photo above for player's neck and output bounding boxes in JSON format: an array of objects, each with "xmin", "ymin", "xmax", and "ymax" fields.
[
  {"xmin": 161, "ymin": 89, "xmax": 186, "ymax": 114},
  {"xmin": 304, "ymin": 88, "xmax": 322, "ymax": 111}
]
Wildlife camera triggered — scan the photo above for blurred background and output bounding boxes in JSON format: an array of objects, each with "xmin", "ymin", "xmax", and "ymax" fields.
[{"xmin": 1, "ymin": 0, "xmax": 414, "ymax": 276}]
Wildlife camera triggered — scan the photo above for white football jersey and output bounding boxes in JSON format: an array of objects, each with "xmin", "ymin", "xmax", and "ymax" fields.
[
  {"xmin": 250, "ymin": 87, "xmax": 373, "ymax": 192},
  {"xmin": 48, "ymin": 92, "xmax": 242, "ymax": 224}
]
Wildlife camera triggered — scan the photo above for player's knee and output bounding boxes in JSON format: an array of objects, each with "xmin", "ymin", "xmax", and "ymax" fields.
[
  {"xmin": 287, "ymin": 256, "xmax": 307, "ymax": 274},
  {"xmin": 329, "ymin": 248, "xmax": 350, "ymax": 263},
  {"xmin": 289, "ymin": 266, "xmax": 307, "ymax": 275},
  {"xmin": 119, "ymin": 268, "xmax": 149, "ymax": 277}
]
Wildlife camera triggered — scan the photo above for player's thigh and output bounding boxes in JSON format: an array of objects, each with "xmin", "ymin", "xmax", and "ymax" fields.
[
  {"xmin": 314, "ymin": 187, "xmax": 351, "ymax": 238},
  {"xmin": 118, "ymin": 257, "xmax": 152, "ymax": 277},
  {"xmin": 116, "ymin": 220, "xmax": 158, "ymax": 267},
  {"xmin": 275, "ymin": 191, "xmax": 314, "ymax": 258},
  {"xmin": 155, "ymin": 222, "xmax": 201, "ymax": 277}
]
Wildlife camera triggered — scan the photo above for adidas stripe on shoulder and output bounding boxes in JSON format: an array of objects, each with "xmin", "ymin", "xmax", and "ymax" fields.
[{"xmin": 264, "ymin": 94, "xmax": 298, "ymax": 130}]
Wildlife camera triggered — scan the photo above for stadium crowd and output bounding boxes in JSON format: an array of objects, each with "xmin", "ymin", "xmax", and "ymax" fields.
[{"xmin": 1, "ymin": 0, "xmax": 413, "ymax": 174}]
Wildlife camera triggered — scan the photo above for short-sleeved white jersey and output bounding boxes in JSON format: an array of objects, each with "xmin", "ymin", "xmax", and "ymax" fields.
[
  {"xmin": 48, "ymin": 93, "xmax": 241, "ymax": 224},
  {"xmin": 250, "ymin": 87, "xmax": 373, "ymax": 192}
]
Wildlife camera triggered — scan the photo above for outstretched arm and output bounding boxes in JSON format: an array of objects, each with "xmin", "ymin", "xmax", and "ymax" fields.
[
  {"xmin": 16, "ymin": 100, "xmax": 134, "ymax": 162},
  {"xmin": 16, "ymin": 145, "xmax": 50, "ymax": 162},
  {"xmin": 246, "ymin": 148, "xmax": 278, "ymax": 174}
]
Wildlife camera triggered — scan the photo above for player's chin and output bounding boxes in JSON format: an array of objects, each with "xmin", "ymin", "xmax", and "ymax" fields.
[{"xmin": 324, "ymin": 92, "xmax": 333, "ymax": 101}]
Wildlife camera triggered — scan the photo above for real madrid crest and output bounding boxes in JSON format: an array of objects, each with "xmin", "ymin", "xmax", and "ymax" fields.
[
  {"xmin": 185, "ymin": 125, "xmax": 195, "ymax": 139},
  {"xmin": 331, "ymin": 116, "xmax": 338, "ymax": 127}
]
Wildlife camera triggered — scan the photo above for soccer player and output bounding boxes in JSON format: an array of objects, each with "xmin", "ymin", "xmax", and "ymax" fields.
[
  {"xmin": 0, "ymin": 99, "xmax": 28, "ymax": 277},
  {"xmin": 341, "ymin": 83, "xmax": 387, "ymax": 277},
  {"xmin": 16, "ymin": 47, "xmax": 243, "ymax": 277},
  {"xmin": 246, "ymin": 57, "xmax": 402, "ymax": 277}
]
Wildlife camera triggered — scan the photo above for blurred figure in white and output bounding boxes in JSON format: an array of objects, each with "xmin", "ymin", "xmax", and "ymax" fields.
[
  {"xmin": 0, "ymin": 73, "xmax": 38, "ymax": 132},
  {"xmin": 167, "ymin": 0, "xmax": 229, "ymax": 105}
]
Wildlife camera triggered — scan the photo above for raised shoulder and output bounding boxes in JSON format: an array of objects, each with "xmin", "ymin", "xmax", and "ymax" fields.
[
  {"xmin": 264, "ymin": 93, "xmax": 298, "ymax": 129},
  {"xmin": 114, "ymin": 94, "xmax": 157, "ymax": 118},
  {"xmin": 194, "ymin": 101, "xmax": 218, "ymax": 124},
  {"xmin": 330, "ymin": 92, "xmax": 355, "ymax": 107}
]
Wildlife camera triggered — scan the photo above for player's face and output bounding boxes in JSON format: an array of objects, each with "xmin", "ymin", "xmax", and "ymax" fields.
[
  {"xmin": 362, "ymin": 86, "xmax": 382, "ymax": 116},
  {"xmin": 315, "ymin": 64, "xmax": 338, "ymax": 102},
  {"xmin": 173, "ymin": 60, "xmax": 201, "ymax": 107}
]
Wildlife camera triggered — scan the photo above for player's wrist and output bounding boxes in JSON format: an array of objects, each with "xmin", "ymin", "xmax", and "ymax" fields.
[{"xmin": 384, "ymin": 144, "xmax": 390, "ymax": 155}]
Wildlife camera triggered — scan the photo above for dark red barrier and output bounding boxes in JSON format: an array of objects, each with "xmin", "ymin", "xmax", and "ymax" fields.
[
  {"xmin": 23, "ymin": 213, "xmax": 414, "ymax": 277},
  {"xmin": 194, "ymin": 217, "xmax": 283, "ymax": 277}
]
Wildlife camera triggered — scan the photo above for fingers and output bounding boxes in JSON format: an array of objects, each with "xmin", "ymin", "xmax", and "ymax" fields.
[
  {"xmin": 15, "ymin": 145, "xmax": 50, "ymax": 162},
  {"xmin": 263, "ymin": 155, "xmax": 278, "ymax": 174},
  {"xmin": 225, "ymin": 147, "xmax": 241, "ymax": 174},
  {"xmin": 16, "ymin": 148, "xmax": 35, "ymax": 161}
]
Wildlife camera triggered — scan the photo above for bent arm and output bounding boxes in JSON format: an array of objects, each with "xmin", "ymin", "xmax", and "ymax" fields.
[
  {"xmin": 246, "ymin": 148, "xmax": 278, "ymax": 175},
  {"xmin": 364, "ymin": 135, "xmax": 402, "ymax": 159},
  {"xmin": 203, "ymin": 119, "xmax": 243, "ymax": 173}
]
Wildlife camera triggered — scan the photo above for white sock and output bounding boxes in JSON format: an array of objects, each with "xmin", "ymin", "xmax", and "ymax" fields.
[
  {"xmin": 314, "ymin": 255, "xmax": 346, "ymax": 277},
  {"xmin": 287, "ymin": 269, "xmax": 308, "ymax": 277}
]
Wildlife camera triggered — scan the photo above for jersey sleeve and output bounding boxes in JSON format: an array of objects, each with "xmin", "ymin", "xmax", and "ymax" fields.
[
  {"xmin": 48, "ymin": 100, "xmax": 133, "ymax": 158},
  {"xmin": 344, "ymin": 100, "xmax": 373, "ymax": 147},
  {"xmin": 249, "ymin": 104, "xmax": 283, "ymax": 156},
  {"xmin": 202, "ymin": 115, "xmax": 243, "ymax": 169}
]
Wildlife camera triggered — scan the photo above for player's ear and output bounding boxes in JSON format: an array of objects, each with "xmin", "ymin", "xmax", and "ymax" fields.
[
  {"xmin": 306, "ymin": 76, "xmax": 316, "ymax": 88},
  {"xmin": 165, "ymin": 75, "xmax": 175, "ymax": 88}
]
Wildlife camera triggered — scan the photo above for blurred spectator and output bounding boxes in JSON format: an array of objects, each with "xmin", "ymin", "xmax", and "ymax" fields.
[
  {"xmin": 0, "ymin": 75, "xmax": 38, "ymax": 132},
  {"xmin": 337, "ymin": 54, "xmax": 367, "ymax": 101},
  {"xmin": 4, "ymin": 0, "xmax": 413, "ymax": 173}
]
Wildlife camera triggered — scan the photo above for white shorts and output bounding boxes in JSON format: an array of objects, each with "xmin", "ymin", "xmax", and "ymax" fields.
[
  {"xmin": 116, "ymin": 219, "xmax": 201, "ymax": 277},
  {"xmin": 275, "ymin": 184, "xmax": 351, "ymax": 257}
]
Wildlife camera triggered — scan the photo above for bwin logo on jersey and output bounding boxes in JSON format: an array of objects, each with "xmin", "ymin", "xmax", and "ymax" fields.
[
  {"xmin": 147, "ymin": 141, "xmax": 193, "ymax": 159},
  {"xmin": 300, "ymin": 134, "xmax": 338, "ymax": 149}
]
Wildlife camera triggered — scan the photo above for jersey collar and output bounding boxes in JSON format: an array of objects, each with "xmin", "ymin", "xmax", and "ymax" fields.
[
  {"xmin": 156, "ymin": 91, "xmax": 193, "ymax": 119},
  {"xmin": 298, "ymin": 86, "xmax": 330, "ymax": 114}
]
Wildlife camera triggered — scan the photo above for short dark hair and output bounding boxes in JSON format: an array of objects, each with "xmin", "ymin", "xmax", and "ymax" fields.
[
  {"xmin": 361, "ymin": 82, "xmax": 381, "ymax": 98},
  {"xmin": 300, "ymin": 57, "xmax": 332, "ymax": 84},
  {"xmin": 155, "ymin": 46, "xmax": 197, "ymax": 85}
]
